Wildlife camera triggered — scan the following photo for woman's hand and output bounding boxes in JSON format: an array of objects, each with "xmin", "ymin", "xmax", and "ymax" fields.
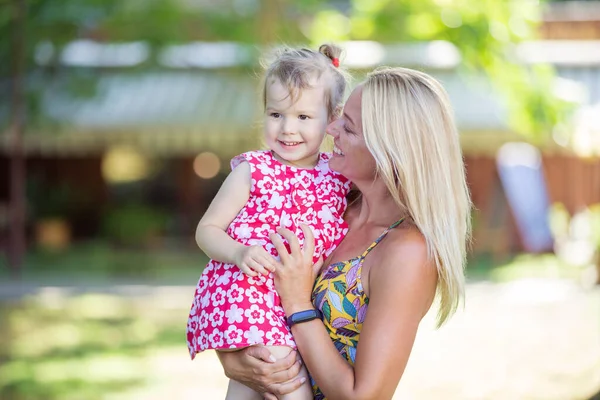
[
  {"xmin": 270, "ymin": 224, "xmax": 323, "ymax": 317},
  {"xmin": 217, "ymin": 346, "xmax": 304, "ymax": 399}
]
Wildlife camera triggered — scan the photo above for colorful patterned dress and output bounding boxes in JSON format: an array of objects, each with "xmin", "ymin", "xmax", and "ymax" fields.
[
  {"xmin": 310, "ymin": 219, "xmax": 405, "ymax": 399},
  {"xmin": 187, "ymin": 150, "xmax": 351, "ymax": 358}
]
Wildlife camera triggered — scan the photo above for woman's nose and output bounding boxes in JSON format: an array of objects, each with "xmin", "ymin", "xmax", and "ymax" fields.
[{"xmin": 326, "ymin": 119, "xmax": 340, "ymax": 137}]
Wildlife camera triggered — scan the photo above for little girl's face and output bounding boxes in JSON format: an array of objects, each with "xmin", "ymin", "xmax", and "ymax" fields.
[{"xmin": 264, "ymin": 77, "xmax": 330, "ymax": 168}]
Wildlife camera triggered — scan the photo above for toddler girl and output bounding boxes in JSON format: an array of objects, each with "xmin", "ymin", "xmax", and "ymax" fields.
[{"xmin": 187, "ymin": 44, "xmax": 350, "ymax": 400}]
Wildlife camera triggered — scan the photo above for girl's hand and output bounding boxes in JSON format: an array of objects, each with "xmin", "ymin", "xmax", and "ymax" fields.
[
  {"xmin": 270, "ymin": 225, "xmax": 323, "ymax": 316},
  {"xmin": 217, "ymin": 346, "xmax": 304, "ymax": 398},
  {"xmin": 234, "ymin": 245, "xmax": 278, "ymax": 277}
]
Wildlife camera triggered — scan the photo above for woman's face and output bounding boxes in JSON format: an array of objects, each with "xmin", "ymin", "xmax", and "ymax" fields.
[{"xmin": 327, "ymin": 85, "xmax": 377, "ymax": 181}]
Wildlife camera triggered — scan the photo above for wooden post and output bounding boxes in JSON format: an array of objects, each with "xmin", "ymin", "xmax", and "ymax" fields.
[{"xmin": 7, "ymin": 0, "xmax": 27, "ymax": 279}]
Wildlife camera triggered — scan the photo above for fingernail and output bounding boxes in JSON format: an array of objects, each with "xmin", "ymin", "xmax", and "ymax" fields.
[
  {"xmin": 300, "ymin": 377, "xmax": 306, "ymax": 384},
  {"xmin": 298, "ymin": 358, "xmax": 303, "ymax": 365},
  {"xmin": 269, "ymin": 355, "xmax": 277, "ymax": 362}
]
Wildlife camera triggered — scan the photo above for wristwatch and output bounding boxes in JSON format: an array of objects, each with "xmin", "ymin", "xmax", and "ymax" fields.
[{"xmin": 286, "ymin": 309, "xmax": 323, "ymax": 327}]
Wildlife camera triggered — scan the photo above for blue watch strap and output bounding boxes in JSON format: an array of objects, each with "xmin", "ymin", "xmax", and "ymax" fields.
[{"xmin": 286, "ymin": 309, "xmax": 323, "ymax": 327}]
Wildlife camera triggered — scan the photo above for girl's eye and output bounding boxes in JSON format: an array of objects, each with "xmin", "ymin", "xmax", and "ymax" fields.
[
  {"xmin": 299, "ymin": 115, "xmax": 310, "ymax": 120},
  {"xmin": 344, "ymin": 124, "xmax": 353, "ymax": 134},
  {"xmin": 270, "ymin": 113, "xmax": 281, "ymax": 119}
]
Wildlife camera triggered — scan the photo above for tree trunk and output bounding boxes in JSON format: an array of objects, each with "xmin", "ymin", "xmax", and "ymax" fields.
[{"xmin": 8, "ymin": 0, "xmax": 27, "ymax": 279}]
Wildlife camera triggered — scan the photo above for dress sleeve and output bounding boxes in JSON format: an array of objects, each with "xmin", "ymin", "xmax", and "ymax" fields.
[{"xmin": 230, "ymin": 151, "xmax": 262, "ymax": 196}]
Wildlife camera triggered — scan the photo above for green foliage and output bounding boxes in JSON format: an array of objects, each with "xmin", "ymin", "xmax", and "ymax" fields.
[
  {"xmin": 303, "ymin": 0, "xmax": 574, "ymax": 142},
  {"xmin": 101, "ymin": 205, "xmax": 169, "ymax": 247},
  {"xmin": 0, "ymin": 0, "xmax": 576, "ymax": 141}
]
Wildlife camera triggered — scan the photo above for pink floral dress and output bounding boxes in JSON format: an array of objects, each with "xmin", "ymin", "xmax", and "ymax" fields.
[{"xmin": 187, "ymin": 150, "xmax": 351, "ymax": 358}]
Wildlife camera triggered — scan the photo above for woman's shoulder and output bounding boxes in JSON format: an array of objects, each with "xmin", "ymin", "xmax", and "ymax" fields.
[
  {"xmin": 369, "ymin": 223, "xmax": 437, "ymax": 313},
  {"xmin": 375, "ymin": 222, "xmax": 432, "ymax": 277}
]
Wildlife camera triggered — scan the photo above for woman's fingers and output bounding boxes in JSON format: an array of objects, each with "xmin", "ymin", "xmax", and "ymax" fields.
[
  {"xmin": 313, "ymin": 255, "xmax": 324, "ymax": 276},
  {"xmin": 245, "ymin": 345, "xmax": 277, "ymax": 363},
  {"xmin": 267, "ymin": 359, "xmax": 303, "ymax": 384},
  {"xmin": 277, "ymin": 227, "xmax": 301, "ymax": 256},
  {"xmin": 269, "ymin": 232, "xmax": 290, "ymax": 264},
  {"xmin": 299, "ymin": 224, "xmax": 315, "ymax": 262},
  {"xmin": 267, "ymin": 376, "xmax": 306, "ymax": 397}
]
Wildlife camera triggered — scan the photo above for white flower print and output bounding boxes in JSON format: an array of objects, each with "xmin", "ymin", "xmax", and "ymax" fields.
[
  {"xmin": 210, "ymin": 287, "xmax": 226, "ymax": 306},
  {"xmin": 258, "ymin": 209, "xmax": 279, "ymax": 225},
  {"xmin": 285, "ymin": 335, "xmax": 296, "ymax": 348},
  {"xmin": 225, "ymin": 325, "xmax": 244, "ymax": 345},
  {"xmin": 257, "ymin": 176, "xmax": 276, "ymax": 194},
  {"xmin": 254, "ymin": 224, "xmax": 271, "ymax": 238},
  {"xmin": 200, "ymin": 291, "xmax": 211, "ymax": 308},
  {"xmin": 268, "ymin": 192, "xmax": 285, "ymax": 209},
  {"xmin": 198, "ymin": 332, "xmax": 209, "ymax": 349},
  {"xmin": 245, "ymin": 286, "xmax": 264, "ymax": 304},
  {"xmin": 188, "ymin": 315, "xmax": 199, "ymax": 332},
  {"xmin": 199, "ymin": 312, "xmax": 209, "ymax": 329},
  {"xmin": 226, "ymin": 284, "xmax": 244, "ymax": 303},
  {"xmin": 208, "ymin": 328, "xmax": 224, "ymax": 348},
  {"xmin": 317, "ymin": 205, "xmax": 335, "ymax": 224},
  {"xmin": 257, "ymin": 162, "xmax": 273, "ymax": 177},
  {"xmin": 210, "ymin": 307, "xmax": 224, "ymax": 327},
  {"xmin": 248, "ymin": 274, "xmax": 267, "ymax": 286},
  {"xmin": 244, "ymin": 304, "xmax": 266, "ymax": 324},
  {"xmin": 266, "ymin": 327, "xmax": 285, "ymax": 344},
  {"xmin": 225, "ymin": 304, "xmax": 244, "ymax": 324},
  {"xmin": 266, "ymin": 310, "xmax": 282, "ymax": 327},
  {"xmin": 279, "ymin": 213, "xmax": 293, "ymax": 228},
  {"xmin": 234, "ymin": 223, "xmax": 253, "ymax": 239},
  {"xmin": 215, "ymin": 270, "xmax": 232, "ymax": 286},
  {"xmin": 243, "ymin": 325, "xmax": 265, "ymax": 345},
  {"xmin": 185, "ymin": 150, "xmax": 351, "ymax": 355}
]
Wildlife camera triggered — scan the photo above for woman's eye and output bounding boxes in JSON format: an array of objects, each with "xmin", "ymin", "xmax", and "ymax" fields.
[
  {"xmin": 299, "ymin": 115, "xmax": 310, "ymax": 120},
  {"xmin": 270, "ymin": 113, "xmax": 281, "ymax": 118},
  {"xmin": 344, "ymin": 124, "xmax": 353, "ymax": 134}
]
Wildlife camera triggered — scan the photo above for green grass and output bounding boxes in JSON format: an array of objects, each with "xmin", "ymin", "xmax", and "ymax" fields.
[
  {"xmin": 465, "ymin": 252, "xmax": 584, "ymax": 282},
  {"xmin": 0, "ymin": 291, "xmax": 187, "ymax": 400},
  {"xmin": 0, "ymin": 250, "xmax": 591, "ymax": 399},
  {"xmin": 0, "ymin": 240, "xmax": 208, "ymax": 285}
]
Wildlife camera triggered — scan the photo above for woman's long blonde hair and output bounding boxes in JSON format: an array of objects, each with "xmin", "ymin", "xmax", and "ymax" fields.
[{"xmin": 362, "ymin": 67, "xmax": 472, "ymax": 327}]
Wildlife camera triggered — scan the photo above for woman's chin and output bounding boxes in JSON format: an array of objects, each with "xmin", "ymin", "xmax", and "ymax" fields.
[{"xmin": 328, "ymin": 156, "xmax": 343, "ymax": 172}]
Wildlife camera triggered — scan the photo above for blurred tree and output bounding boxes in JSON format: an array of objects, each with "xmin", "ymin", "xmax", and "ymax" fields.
[
  {"xmin": 0, "ymin": 0, "xmax": 575, "ymax": 275},
  {"xmin": 0, "ymin": 0, "xmax": 190, "ymax": 276},
  {"xmin": 196, "ymin": 0, "xmax": 572, "ymax": 141}
]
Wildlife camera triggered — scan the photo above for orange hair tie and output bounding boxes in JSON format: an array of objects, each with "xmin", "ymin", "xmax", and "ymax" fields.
[{"xmin": 332, "ymin": 57, "xmax": 340, "ymax": 68}]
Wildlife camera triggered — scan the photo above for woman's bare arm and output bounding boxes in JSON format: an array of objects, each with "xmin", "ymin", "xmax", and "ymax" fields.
[{"xmin": 273, "ymin": 227, "xmax": 438, "ymax": 400}]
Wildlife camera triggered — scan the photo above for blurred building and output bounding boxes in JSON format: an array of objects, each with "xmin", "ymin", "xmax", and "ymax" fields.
[{"xmin": 1, "ymin": 1, "xmax": 599, "ymax": 257}]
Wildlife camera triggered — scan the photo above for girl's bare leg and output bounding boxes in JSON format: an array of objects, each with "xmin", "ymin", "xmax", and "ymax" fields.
[{"xmin": 268, "ymin": 346, "xmax": 312, "ymax": 400}]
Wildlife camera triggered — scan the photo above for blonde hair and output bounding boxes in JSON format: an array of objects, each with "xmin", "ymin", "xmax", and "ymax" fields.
[
  {"xmin": 362, "ymin": 67, "xmax": 472, "ymax": 327},
  {"xmin": 261, "ymin": 44, "xmax": 348, "ymax": 118}
]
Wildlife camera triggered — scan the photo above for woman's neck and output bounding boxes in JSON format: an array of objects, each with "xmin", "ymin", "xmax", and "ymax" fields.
[{"xmin": 352, "ymin": 179, "xmax": 406, "ymax": 228}]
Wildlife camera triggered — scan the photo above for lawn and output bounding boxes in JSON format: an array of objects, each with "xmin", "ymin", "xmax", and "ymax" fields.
[{"xmin": 0, "ymin": 244, "xmax": 597, "ymax": 400}]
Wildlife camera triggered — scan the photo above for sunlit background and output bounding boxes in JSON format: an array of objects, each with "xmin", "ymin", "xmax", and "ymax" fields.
[{"xmin": 1, "ymin": 0, "xmax": 600, "ymax": 399}]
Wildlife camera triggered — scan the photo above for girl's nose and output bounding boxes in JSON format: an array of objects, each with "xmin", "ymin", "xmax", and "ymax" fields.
[{"xmin": 282, "ymin": 117, "xmax": 297, "ymax": 135}]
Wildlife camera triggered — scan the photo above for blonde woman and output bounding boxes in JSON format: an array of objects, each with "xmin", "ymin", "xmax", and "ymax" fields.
[{"xmin": 218, "ymin": 67, "xmax": 472, "ymax": 400}]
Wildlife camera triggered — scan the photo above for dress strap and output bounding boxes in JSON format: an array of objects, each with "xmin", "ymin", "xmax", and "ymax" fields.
[{"xmin": 360, "ymin": 218, "xmax": 405, "ymax": 259}]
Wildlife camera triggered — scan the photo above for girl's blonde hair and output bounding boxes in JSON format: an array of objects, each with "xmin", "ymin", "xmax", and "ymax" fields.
[
  {"xmin": 362, "ymin": 67, "xmax": 472, "ymax": 327},
  {"xmin": 261, "ymin": 44, "xmax": 348, "ymax": 118}
]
